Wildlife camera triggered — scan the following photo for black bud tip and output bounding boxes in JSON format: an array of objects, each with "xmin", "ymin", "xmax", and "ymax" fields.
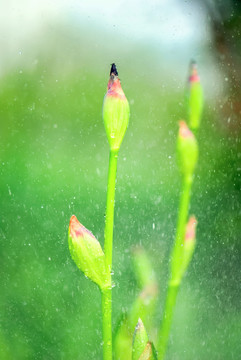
[{"xmin": 110, "ymin": 63, "xmax": 118, "ymax": 76}]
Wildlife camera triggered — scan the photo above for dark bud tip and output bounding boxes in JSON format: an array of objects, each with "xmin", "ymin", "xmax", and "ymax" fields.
[{"xmin": 110, "ymin": 63, "xmax": 118, "ymax": 76}]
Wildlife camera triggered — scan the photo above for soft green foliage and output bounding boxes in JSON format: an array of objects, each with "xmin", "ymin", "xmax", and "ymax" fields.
[
  {"xmin": 132, "ymin": 247, "xmax": 156, "ymax": 288},
  {"xmin": 68, "ymin": 216, "xmax": 111, "ymax": 291},
  {"xmin": 1, "ymin": 44, "xmax": 240, "ymax": 360},
  {"xmin": 132, "ymin": 319, "xmax": 149, "ymax": 360}
]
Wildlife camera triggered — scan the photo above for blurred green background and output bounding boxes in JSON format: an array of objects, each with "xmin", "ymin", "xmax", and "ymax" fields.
[{"xmin": 0, "ymin": 0, "xmax": 240, "ymax": 359}]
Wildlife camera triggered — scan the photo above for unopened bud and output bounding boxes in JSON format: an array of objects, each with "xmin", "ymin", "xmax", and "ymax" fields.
[
  {"xmin": 103, "ymin": 63, "xmax": 130, "ymax": 151},
  {"xmin": 132, "ymin": 318, "xmax": 149, "ymax": 360},
  {"xmin": 187, "ymin": 61, "xmax": 203, "ymax": 131},
  {"xmin": 177, "ymin": 121, "xmax": 198, "ymax": 180},
  {"xmin": 68, "ymin": 215, "xmax": 111, "ymax": 291}
]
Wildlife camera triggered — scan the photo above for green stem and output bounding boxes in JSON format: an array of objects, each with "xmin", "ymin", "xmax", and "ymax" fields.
[
  {"xmin": 171, "ymin": 176, "xmax": 192, "ymax": 282},
  {"xmin": 102, "ymin": 149, "xmax": 118, "ymax": 360},
  {"xmin": 157, "ymin": 284, "xmax": 179, "ymax": 359},
  {"xmin": 157, "ymin": 175, "xmax": 192, "ymax": 359},
  {"xmin": 102, "ymin": 290, "xmax": 112, "ymax": 360},
  {"xmin": 104, "ymin": 149, "xmax": 118, "ymax": 270}
]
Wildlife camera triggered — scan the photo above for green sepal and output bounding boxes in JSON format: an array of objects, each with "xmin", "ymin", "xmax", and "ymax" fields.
[
  {"xmin": 103, "ymin": 94, "xmax": 130, "ymax": 151},
  {"xmin": 177, "ymin": 121, "xmax": 198, "ymax": 180},
  {"xmin": 132, "ymin": 319, "xmax": 149, "ymax": 360},
  {"xmin": 68, "ymin": 215, "xmax": 111, "ymax": 292}
]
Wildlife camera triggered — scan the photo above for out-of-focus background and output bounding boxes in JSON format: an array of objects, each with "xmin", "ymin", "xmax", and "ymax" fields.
[{"xmin": 0, "ymin": 0, "xmax": 240, "ymax": 359}]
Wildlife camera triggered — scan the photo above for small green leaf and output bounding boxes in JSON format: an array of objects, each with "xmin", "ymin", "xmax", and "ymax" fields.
[
  {"xmin": 68, "ymin": 215, "xmax": 111, "ymax": 291},
  {"xmin": 132, "ymin": 319, "xmax": 149, "ymax": 360}
]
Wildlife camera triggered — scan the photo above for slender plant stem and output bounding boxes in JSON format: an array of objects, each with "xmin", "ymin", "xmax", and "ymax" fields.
[
  {"xmin": 102, "ymin": 149, "xmax": 118, "ymax": 360},
  {"xmin": 102, "ymin": 290, "xmax": 112, "ymax": 360},
  {"xmin": 157, "ymin": 175, "xmax": 192, "ymax": 359},
  {"xmin": 157, "ymin": 284, "xmax": 179, "ymax": 359},
  {"xmin": 104, "ymin": 149, "xmax": 118, "ymax": 270},
  {"xmin": 171, "ymin": 176, "xmax": 192, "ymax": 281}
]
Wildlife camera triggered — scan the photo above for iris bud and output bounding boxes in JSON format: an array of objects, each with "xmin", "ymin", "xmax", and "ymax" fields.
[
  {"xmin": 68, "ymin": 215, "xmax": 111, "ymax": 291},
  {"xmin": 103, "ymin": 63, "xmax": 130, "ymax": 151},
  {"xmin": 132, "ymin": 319, "xmax": 149, "ymax": 360}
]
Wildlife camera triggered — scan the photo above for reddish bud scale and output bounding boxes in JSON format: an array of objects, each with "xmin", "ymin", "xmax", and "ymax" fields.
[
  {"xmin": 107, "ymin": 77, "xmax": 126, "ymax": 100},
  {"xmin": 69, "ymin": 215, "xmax": 93, "ymax": 239},
  {"xmin": 189, "ymin": 62, "xmax": 200, "ymax": 83}
]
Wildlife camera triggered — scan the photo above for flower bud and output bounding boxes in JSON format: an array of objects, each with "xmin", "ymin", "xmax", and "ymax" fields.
[
  {"xmin": 177, "ymin": 121, "xmax": 198, "ymax": 180},
  {"xmin": 68, "ymin": 215, "xmax": 111, "ymax": 291},
  {"xmin": 187, "ymin": 61, "xmax": 203, "ymax": 131},
  {"xmin": 132, "ymin": 318, "xmax": 149, "ymax": 360},
  {"xmin": 103, "ymin": 63, "xmax": 130, "ymax": 151}
]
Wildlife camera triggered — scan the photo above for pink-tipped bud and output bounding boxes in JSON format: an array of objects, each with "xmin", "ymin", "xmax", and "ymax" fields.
[
  {"xmin": 68, "ymin": 215, "xmax": 111, "ymax": 291},
  {"xmin": 189, "ymin": 61, "xmax": 200, "ymax": 83},
  {"xmin": 132, "ymin": 319, "xmax": 149, "ymax": 360},
  {"xmin": 103, "ymin": 63, "xmax": 130, "ymax": 151},
  {"xmin": 177, "ymin": 121, "xmax": 198, "ymax": 180}
]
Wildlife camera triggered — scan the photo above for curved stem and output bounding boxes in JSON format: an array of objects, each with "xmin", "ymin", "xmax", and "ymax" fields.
[
  {"xmin": 102, "ymin": 149, "xmax": 118, "ymax": 360},
  {"xmin": 157, "ymin": 176, "xmax": 192, "ymax": 359}
]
